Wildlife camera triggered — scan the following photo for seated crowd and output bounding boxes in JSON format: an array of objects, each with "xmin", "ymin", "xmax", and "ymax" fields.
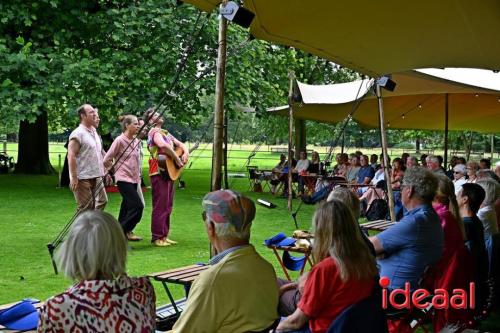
[{"xmin": 34, "ymin": 154, "xmax": 499, "ymax": 332}]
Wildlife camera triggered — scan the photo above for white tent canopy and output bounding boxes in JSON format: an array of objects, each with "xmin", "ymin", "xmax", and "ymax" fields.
[{"xmin": 268, "ymin": 68, "xmax": 500, "ymax": 133}]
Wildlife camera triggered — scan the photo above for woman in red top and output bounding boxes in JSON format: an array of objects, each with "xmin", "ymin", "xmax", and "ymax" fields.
[
  {"xmin": 427, "ymin": 174, "xmax": 473, "ymax": 332},
  {"xmin": 390, "ymin": 157, "xmax": 406, "ymax": 190},
  {"xmin": 276, "ymin": 200, "xmax": 378, "ymax": 333}
]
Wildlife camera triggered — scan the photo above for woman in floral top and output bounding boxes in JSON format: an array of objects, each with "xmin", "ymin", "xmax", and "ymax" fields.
[{"xmin": 37, "ymin": 211, "xmax": 156, "ymax": 333}]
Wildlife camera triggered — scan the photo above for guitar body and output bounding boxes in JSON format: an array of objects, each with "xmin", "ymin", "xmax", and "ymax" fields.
[{"xmin": 158, "ymin": 146, "xmax": 186, "ymax": 181}]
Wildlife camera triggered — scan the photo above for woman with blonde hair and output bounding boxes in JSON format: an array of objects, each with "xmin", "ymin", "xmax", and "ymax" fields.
[
  {"xmin": 104, "ymin": 115, "xmax": 144, "ymax": 241},
  {"xmin": 38, "ymin": 211, "xmax": 156, "ymax": 332},
  {"xmin": 276, "ymin": 200, "xmax": 378, "ymax": 333}
]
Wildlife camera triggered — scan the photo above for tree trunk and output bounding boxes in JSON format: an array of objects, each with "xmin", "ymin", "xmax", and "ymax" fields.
[
  {"xmin": 15, "ymin": 109, "xmax": 55, "ymax": 174},
  {"xmin": 416, "ymin": 137, "xmax": 421, "ymax": 154}
]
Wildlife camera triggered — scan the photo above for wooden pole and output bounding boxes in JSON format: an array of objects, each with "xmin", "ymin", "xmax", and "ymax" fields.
[
  {"xmin": 287, "ymin": 71, "xmax": 295, "ymax": 211},
  {"xmin": 211, "ymin": 13, "xmax": 227, "ymax": 191},
  {"xmin": 491, "ymin": 134, "xmax": 495, "ymax": 160},
  {"xmin": 375, "ymin": 84, "xmax": 396, "ymax": 222},
  {"xmin": 223, "ymin": 114, "xmax": 229, "ymax": 189},
  {"xmin": 444, "ymin": 94, "xmax": 449, "ymax": 169}
]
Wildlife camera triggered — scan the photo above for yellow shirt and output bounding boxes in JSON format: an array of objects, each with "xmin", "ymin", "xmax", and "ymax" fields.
[{"xmin": 172, "ymin": 245, "xmax": 279, "ymax": 333}]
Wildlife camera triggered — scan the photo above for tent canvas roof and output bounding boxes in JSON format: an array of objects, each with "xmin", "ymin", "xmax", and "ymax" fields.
[
  {"xmin": 183, "ymin": 0, "xmax": 500, "ymax": 77},
  {"xmin": 268, "ymin": 68, "xmax": 500, "ymax": 133}
]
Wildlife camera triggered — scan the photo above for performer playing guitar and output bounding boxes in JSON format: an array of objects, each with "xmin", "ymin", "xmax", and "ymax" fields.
[{"xmin": 145, "ymin": 108, "xmax": 189, "ymax": 247}]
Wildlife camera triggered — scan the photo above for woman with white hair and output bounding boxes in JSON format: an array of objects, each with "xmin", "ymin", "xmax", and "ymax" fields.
[
  {"xmin": 37, "ymin": 211, "xmax": 156, "ymax": 332},
  {"xmin": 477, "ymin": 178, "xmax": 499, "ymax": 241},
  {"xmin": 452, "ymin": 164, "xmax": 467, "ymax": 194}
]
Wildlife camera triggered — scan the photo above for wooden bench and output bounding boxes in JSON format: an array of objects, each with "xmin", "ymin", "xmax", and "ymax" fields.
[
  {"xmin": 0, "ymin": 300, "xmax": 42, "ymax": 333},
  {"xmin": 148, "ymin": 264, "xmax": 209, "ymax": 316},
  {"xmin": 360, "ymin": 219, "xmax": 395, "ymax": 232}
]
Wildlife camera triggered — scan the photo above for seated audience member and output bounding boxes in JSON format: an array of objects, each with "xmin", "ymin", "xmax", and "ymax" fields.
[
  {"xmin": 446, "ymin": 156, "xmax": 459, "ymax": 179},
  {"xmin": 425, "ymin": 154, "xmax": 445, "ymax": 175},
  {"xmin": 327, "ymin": 188, "xmax": 376, "ymax": 257},
  {"xmin": 480, "ymin": 158, "xmax": 492, "ymax": 170},
  {"xmin": 433, "ymin": 175, "xmax": 467, "ymax": 264},
  {"xmin": 284, "ymin": 150, "xmax": 309, "ymax": 196},
  {"xmin": 390, "ymin": 157, "xmax": 405, "ymax": 189},
  {"xmin": 276, "ymin": 200, "xmax": 378, "ymax": 333},
  {"xmin": 476, "ymin": 179, "xmax": 499, "ymax": 242},
  {"xmin": 270, "ymin": 153, "xmax": 288, "ymax": 194},
  {"xmin": 295, "ymin": 150, "xmax": 310, "ymax": 174},
  {"xmin": 427, "ymin": 175, "xmax": 474, "ymax": 332},
  {"xmin": 369, "ymin": 167, "xmax": 443, "ymax": 290},
  {"xmin": 477, "ymin": 169, "xmax": 500, "ymax": 183},
  {"xmin": 38, "ymin": 211, "xmax": 156, "ymax": 332},
  {"xmin": 359, "ymin": 156, "xmax": 389, "ymax": 211},
  {"xmin": 420, "ymin": 154, "xmax": 428, "ymax": 168},
  {"xmin": 466, "ymin": 161, "xmax": 480, "ymax": 183},
  {"xmin": 171, "ymin": 190, "xmax": 278, "ymax": 332},
  {"xmin": 280, "ymin": 188, "xmax": 377, "ymax": 318},
  {"xmin": 334, "ymin": 153, "xmax": 349, "ymax": 178},
  {"xmin": 401, "ymin": 152, "xmax": 410, "ymax": 167},
  {"xmin": 357, "ymin": 154, "xmax": 375, "ymax": 185},
  {"xmin": 452, "ymin": 164, "xmax": 467, "ymax": 194},
  {"xmin": 370, "ymin": 153, "xmax": 380, "ymax": 170},
  {"xmin": 457, "ymin": 183, "xmax": 489, "ymax": 312},
  {"xmin": 345, "ymin": 154, "xmax": 361, "ymax": 183},
  {"xmin": 406, "ymin": 156, "xmax": 418, "ymax": 169},
  {"xmin": 457, "ymin": 157, "xmax": 467, "ymax": 165},
  {"xmin": 307, "ymin": 151, "xmax": 320, "ymax": 174},
  {"xmin": 299, "ymin": 151, "xmax": 320, "ymax": 194}
]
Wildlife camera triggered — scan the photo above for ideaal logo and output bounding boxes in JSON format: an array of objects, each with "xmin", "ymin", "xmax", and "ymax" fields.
[{"xmin": 379, "ymin": 277, "xmax": 475, "ymax": 310}]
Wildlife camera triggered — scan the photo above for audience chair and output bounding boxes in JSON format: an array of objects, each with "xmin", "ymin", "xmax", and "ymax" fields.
[{"xmin": 247, "ymin": 166, "xmax": 262, "ymax": 192}]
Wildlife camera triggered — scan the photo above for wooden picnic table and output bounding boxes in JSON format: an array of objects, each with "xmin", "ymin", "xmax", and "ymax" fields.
[
  {"xmin": 265, "ymin": 244, "xmax": 314, "ymax": 281},
  {"xmin": 148, "ymin": 264, "xmax": 209, "ymax": 316},
  {"xmin": 360, "ymin": 219, "xmax": 396, "ymax": 232}
]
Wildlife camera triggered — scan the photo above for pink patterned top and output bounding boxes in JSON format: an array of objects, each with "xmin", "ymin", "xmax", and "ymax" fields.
[{"xmin": 37, "ymin": 276, "xmax": 155, "ymax": 333}]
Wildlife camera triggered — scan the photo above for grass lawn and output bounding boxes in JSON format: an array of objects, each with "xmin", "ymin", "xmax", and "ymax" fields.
[{"xmin": 1, "ymin": 143, "xmax": 499, "ymax": 331}]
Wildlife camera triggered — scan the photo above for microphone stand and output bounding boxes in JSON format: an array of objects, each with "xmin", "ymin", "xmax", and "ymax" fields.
[{"xmin": 290, "ymin": 200, "xmax": 303, "ymax": 229}]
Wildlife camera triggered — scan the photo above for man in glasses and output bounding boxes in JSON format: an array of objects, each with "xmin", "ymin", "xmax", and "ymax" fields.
[
  {"xmin": 452, "ymin": 163, "xmax": 467, "ymax": 195},
  {"xmin": 171, "ymin": 190, "xmax": 279, "ymax": 333},
  {"xmin": 369, "ymin": 167, "xmax": 443, "ymax": 291}
]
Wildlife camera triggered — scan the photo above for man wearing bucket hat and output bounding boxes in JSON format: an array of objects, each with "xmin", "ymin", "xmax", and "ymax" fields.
[{"xmin": 171, "ymin": 190, "xmax": 279, "ymax": 333}]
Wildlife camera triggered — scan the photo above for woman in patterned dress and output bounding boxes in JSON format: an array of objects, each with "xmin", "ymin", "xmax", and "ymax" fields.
[{"xmin": 37, "ymin": 210, "xmax": 156, "ymax": 332}]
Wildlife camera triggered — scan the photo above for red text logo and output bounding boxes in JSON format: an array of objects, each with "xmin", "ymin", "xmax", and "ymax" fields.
[{"xmin": 379, "ymin": 277, "xmax": 475, "ymax": 310}]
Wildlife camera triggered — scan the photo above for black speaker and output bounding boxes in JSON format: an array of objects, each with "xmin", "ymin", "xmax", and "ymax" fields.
[{"xmin": 220, "ymin": 1, "xmax": 255, "ymax": 28}]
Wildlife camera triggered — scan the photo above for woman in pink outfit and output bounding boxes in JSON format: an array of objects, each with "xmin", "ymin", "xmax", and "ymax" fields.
[{"xmin": 104, "ymin": 115, "xmax": 144, "ymax": 241}]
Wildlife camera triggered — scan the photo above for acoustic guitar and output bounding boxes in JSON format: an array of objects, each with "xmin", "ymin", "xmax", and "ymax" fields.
[{"xmin": 157, "ymin": 143, "xmax": 198, "ymax": 181}]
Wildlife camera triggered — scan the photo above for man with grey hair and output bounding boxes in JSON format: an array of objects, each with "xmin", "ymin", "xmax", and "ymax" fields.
[
  {"xmin": 370, "ymin": 167, "xmax": 444, "ymax": 290},
  {"xmin": 406, "ymin": 156, "xmax": 419, "ymax": 169},
  {"xmin": 425, "ymin": 154, "xmax": 445, "ymax": 175},
  {"xmin": 171, "ymin": 190, "xmax": 278, "ymax": 333}
]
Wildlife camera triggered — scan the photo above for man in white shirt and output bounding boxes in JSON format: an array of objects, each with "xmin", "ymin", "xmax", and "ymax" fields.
[{"xmin": 68, "ymin": 104, "xmax": 107, "ymax": 211}]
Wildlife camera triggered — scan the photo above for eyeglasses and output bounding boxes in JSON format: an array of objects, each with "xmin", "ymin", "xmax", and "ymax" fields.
[
  {"xmin": 453, "ymin": 171, "xmax": 462, "ymax": 174},
  {"xmin": 201, "ymin": 211, "xmax": 207, "ymax": 221}
]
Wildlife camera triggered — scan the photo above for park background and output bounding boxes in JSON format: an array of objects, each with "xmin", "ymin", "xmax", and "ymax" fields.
[{"xmin": 1, "ymin": 1, "xmax": 499, "ymax": 331}]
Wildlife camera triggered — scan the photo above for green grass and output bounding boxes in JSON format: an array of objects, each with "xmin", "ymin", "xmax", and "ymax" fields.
[
  {"xmin": 0, "ymin": 147, "xmax": 317, "ymax": 306},
  {"xmin": 1, "ymin": 143, "xmax": 499, "ymax": 331}
]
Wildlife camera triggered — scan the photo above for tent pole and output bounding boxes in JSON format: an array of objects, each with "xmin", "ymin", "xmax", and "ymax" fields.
[
  {"xmin": 223, "ymin": 114, "xmax": 229, "ymax": 189},
  {"xmin": 491, "ymin": 134, "xmax": 494, "ymax": 160},
  {"xmin": 341, "ymin": 130, "xmax": 346, "ymax": 154},
  {"xmin": 375, "ymin": 84, "xmax": 396, "ymax": 222},
  {"xmin": 211, "ymin": 13, "xmax": 228, "ymax": 192},
  {"xmin": 444, "ymin": 94, "xmax": 449, "ymax": 169},
  {"xmin": 287, "ymin": 71, "xmax": 295, "ymax": 211}
]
